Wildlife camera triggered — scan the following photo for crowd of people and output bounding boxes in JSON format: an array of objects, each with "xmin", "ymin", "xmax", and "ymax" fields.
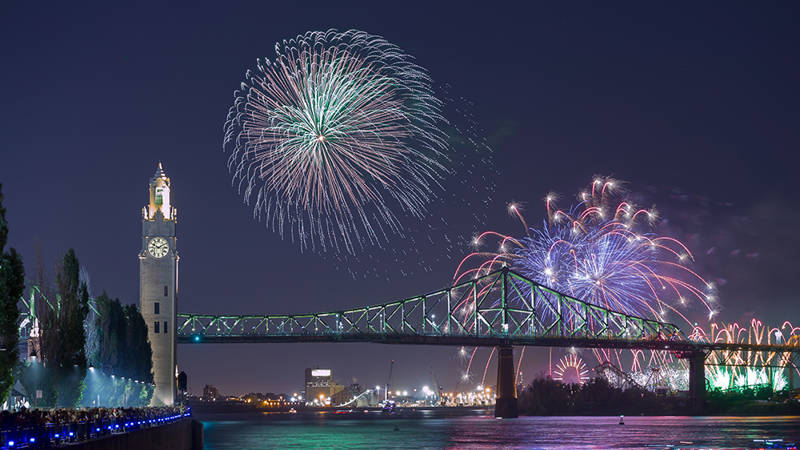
[{"xmin": 0, "ymin": 405, "xmax": 189, "ymax": 448}]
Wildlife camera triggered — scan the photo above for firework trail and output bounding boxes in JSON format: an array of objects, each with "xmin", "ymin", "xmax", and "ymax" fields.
[
  {"xmin": 455, "ymin": 177, "xmax": 715, "ymax": 382},
  {"xmin": 690, "ymin": 319, "xmax": 800, "ymax": 391},
  {"xmin": 224, "ymin": 29, "xmax": 450, "ymax": 255},
  {"xmin": 452, "ymin": 180, "xmax": 798, "ymax": 392},
  {"xmin": 455, "ymin": 176, "xmax": 714, "ymax": 324}
]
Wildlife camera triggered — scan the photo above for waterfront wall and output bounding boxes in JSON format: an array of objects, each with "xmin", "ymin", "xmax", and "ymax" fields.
[{"xmin": 68, "ymin": 418, "xmax": 202, "ymax": 450}]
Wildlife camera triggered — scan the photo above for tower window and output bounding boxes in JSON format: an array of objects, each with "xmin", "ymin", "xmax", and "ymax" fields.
[
  {"xmin": 164, "ymin": 321, "xmax": 168, "ymax": 334},
  {"xmin": 154, "ymin": 321, "xmax": 160, "ymax": 334},
  {"xmin": 164, "ymin": 285, "xmax": 168, "ymax": 297},
  {"xmin": 154, "ymin": 302, "xmax": 160, "ymax": 315}
]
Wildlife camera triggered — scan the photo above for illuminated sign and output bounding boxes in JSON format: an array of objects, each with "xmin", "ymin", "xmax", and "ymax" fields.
[{"xmin": 311, "ymin": 369, "xmax": 331, "ymax": 377}]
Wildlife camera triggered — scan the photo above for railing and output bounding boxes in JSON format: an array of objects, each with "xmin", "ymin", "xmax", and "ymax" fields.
[{"xmin": 0, "ymin": 406, "xmax": 189, "ymax": 449}]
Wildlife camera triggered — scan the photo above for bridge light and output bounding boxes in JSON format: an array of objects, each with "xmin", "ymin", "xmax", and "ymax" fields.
[{"xmin": 194, "ymin": 335, "xmax": 201, "ymax": 342}]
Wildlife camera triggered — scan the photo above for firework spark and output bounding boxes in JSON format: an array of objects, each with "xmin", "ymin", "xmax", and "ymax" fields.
[
  {"xmin": 456, "ymin": 177, "xmax": 713, "ymax": 324},
  {"xmin": 454, "ymin": 178, "xmax": 715, "ymax": 387},
  {"xmin": 224, "ymin": 29, "xmax": 449, "ymax": 254},
  {"xmin": 690, "ymin": 319, "xmax": 800, "ymax": 391}
]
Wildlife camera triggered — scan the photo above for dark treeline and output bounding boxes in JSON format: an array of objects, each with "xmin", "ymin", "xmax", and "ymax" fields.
[
  {"xmin": 80, "ymin": 293, "xmax": 154, "ymax": 407},
  {"xmin": 518, "ymin": 377, "xmax": 800, "ymax": 415},
  {"xmin": 519, "ymin": 377, "xmax": 676, "ymax": 415},
  {"xmin": 0, "ymin": 184, "xmax": 154, "ymax": 408},
  {"xmin": 92, "ymin": 293, "xmax": 153, "ymax": 382},
  {"xmin": 38, "ymin": 249, "xmax": 89, "ymax": 407},
  {"xmin": 0, "ymin": 184, "xmax": 25, "ymax": 406}
]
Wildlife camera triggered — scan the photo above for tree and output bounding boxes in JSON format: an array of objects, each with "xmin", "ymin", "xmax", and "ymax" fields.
[
  {"xmin": 81, "ymin": 267, "xmax": 100, "ymax": 369},
  {"xmin": 41, "ymin": 249, "xmax": 89, "ymax": 407},
  {"xmin": 93, "ymin": 295, "xmax": 152, "ymax": 406},
  {"xmin": 39, "ymin": 288, "xmax": 59, "ymax": 407},
  {"xmin": 0, "ymin": 184, "xmax": 24, "ymax": 405},
  {"xmin": 124, "ymin": 304, "xmax": 152, "ymax": 383}
]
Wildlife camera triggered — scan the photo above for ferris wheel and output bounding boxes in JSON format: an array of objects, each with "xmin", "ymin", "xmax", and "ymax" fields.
[{"xmin": 553, "ymin": 353, "xmax": 591, "ymax": 384}]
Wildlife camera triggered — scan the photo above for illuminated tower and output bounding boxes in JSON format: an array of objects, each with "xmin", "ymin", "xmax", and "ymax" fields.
[{"xmin": 139, "ymin": 162, "xmax": 178, "ymax": 405}]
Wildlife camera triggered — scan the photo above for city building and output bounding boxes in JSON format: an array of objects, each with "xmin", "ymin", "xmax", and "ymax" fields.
[
  {"xmin": 139, "ymin": 163, "xmax": 179, "ymax": 405},
  {"xmin": 202, "ymin": 384, "xmax": 220, "ymax": 401},
  {"xmin": 305, "ymin": 368, "xmax": 332, "ymax": 404},
  {"xmin": 303, "ymin": 368, "xmax": 349, "ymax": 405}
]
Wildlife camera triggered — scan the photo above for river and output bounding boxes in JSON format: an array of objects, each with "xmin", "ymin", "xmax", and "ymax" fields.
[{"xmin": 197, "ymin": 409, "xmax": 800, "ymax": 449}]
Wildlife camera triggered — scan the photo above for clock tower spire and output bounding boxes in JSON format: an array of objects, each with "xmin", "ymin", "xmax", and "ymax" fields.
[{"xmin": 140, "ymin": 162, "xmax": 178, "ymax": 405}]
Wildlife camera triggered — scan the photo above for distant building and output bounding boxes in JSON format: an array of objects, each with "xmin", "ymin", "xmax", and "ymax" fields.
[
  {"xmin": 203, "ymin": 384, "xmax": 220, "ymax": 401},
  {"xmin": 305, "ymin": 368, "xmax": 333, "ymax": 404}
]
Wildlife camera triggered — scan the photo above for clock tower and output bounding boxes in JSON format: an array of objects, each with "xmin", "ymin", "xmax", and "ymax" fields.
[{"xmin": 139, "ymin": 162, "xmax": 178, "ymax": 405}]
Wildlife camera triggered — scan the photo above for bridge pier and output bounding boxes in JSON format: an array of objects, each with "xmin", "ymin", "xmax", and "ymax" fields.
[
  {"xmin": 494, "ymin": 345, "xmax": 518, "ymax": 418},
  {"xmin": 688, "ymin": 350, "xmax": 706, "ymax": 415}
]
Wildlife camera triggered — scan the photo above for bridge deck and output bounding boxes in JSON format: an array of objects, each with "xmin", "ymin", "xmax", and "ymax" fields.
[{"xmin": 176, "ymin": 333, "xmax": 797, "ymax": 355}]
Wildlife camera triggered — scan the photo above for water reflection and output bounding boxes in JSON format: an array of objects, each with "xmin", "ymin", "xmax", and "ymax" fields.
[{"xmin": 201, "ymin": 412, "xmax": 800, "ymax": 449}]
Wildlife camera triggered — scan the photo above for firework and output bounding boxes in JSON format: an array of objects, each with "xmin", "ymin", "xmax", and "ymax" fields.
[
  {"xmin": 224, "ymin": 29, "xmax": 449, "ymax": 254},
  {"xmin": 456, "ymin": 177, "xmax": 714, "ymax": 324},
  {"xmin": 690, "ymin": 319, "xmax": 800, "ymax": 391},
  {"xmin": 553, "ymin": 353, "xmax": 590, "ymax": 384},
  {"xmin": 454, "ymin": 177, "xmax": 714, "ymax": 387}
]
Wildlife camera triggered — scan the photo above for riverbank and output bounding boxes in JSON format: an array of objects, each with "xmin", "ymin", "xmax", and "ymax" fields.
[
  {"xmin": 67, "ymin": 418, "xmax": 202, "ymax": 450},
  {"xmin": 0, "ymin": 405, "xmax": 200, "ymax": 449},
  {"xmin": 518, "ymin": 377, "xmax": 800, "ymax": 416}
]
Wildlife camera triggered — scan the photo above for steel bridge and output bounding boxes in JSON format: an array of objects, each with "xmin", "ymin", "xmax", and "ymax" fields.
[
  {"xmin": 175, "ymin": 268, "xmax": 793, "ymax": 355},
  {"xmin": 176, "ymin": 268, "xmax": 682, "ymax": 347}
]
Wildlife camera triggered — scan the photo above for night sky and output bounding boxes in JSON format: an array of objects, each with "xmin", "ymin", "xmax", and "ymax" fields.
[{"xmin": 2, "ymin": 2, "xmax": 799, "ymax": 395}]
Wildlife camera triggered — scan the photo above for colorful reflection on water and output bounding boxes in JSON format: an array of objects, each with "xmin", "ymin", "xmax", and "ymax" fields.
[{"xmin": 200, "ymin": 410, "xmax": 800, "ymax": 449}]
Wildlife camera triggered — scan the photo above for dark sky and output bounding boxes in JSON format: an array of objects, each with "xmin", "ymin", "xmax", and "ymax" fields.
[{"xmin": 2, "ymin": 2, "xmax": 799, "ymax": 395}]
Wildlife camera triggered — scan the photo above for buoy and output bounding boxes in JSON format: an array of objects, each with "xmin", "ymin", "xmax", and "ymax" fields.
[{"xmin": 619, "ymin": 415, "xmax": 624, "ymax": 425}]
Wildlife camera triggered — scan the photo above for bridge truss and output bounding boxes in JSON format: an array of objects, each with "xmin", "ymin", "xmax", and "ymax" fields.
[{"xmin": 177, "ymin": 268, "xmax": 687, "ymax": 349}]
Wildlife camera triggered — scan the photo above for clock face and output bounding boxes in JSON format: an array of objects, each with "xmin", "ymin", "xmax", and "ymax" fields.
[{"xmin": 148, "ymin": 237, "xmax": 169, "ymax": 258}]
